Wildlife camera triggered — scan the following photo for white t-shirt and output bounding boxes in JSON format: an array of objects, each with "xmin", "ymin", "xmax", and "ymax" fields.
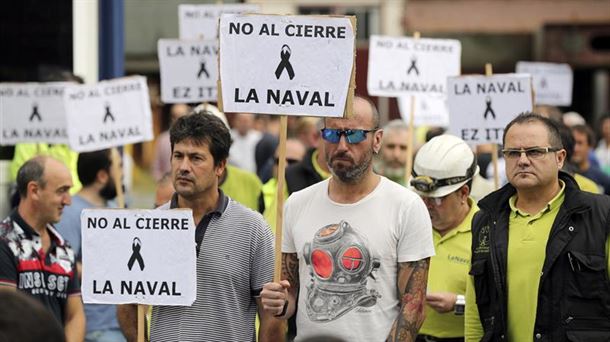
[{"xmin": 283, "ymin": 176, "xmax": 435, "ymax": 341}]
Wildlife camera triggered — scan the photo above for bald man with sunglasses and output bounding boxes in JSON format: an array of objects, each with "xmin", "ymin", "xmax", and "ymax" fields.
[
  {"xmin": 465, "ymin": 113, "xmax": 610, "ymax": 341},
  {"xmin": 261, "ymin": 96, "xmax": 435, "ymax": 342}
]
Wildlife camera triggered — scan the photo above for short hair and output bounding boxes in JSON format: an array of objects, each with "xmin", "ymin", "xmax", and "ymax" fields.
[
  {"xmin": 571, "ymin": 124, "xmax": 596, "ymax": 147},
  {"xmin": 502, "ymin": 112, "xmax": 563, "ymax": 149},
  {"xmin": 77, "ymin": 149, "xmax": 112, "ymax": 186},
  {"xmin": 324, "ymin": 95, "xmax": 380, "ymax": 129},
  {"xmin": 0, "ymin": 289, "xmax": 65, "ymax": 342},
  {"xmin": 170, "ymin": 111, "xmax": 232, "ymax": 167},
  {"xmin": 557, "ymin": 124, "xmax": 575, "ymax": 160},
  {"xmin": 16, "ymin": 157, "xmax": 47, "ymax": 198}
]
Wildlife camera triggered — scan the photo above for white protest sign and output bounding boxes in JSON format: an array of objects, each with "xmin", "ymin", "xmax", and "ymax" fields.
[
  {"xmin": 0, "ymin": 82, "xmax": 72, "ymax": 145},
  {"xmin": 367, "ymin": 36, "xmax": 461, "ymax": 98},
  {"xmin": 219, "ymin": 14, "xmax": 355, "ymax": 117},
  {"xmin": 158, "ymin": 39, "xmax": 218, "ymax": 104},
  {"xmin": 82, "ymin": 209, "xmax": 196, "ymax": 305},
  {"xmin": 398, "ymin": 96, "xmax": 449, "ymax": 127},
  {"xmin": 447, "ymin": 74, "xmax": 533, "ymax": 144},
  {"xmin": 179, "ymin": 4, "xmax": 260, "ymax": 40},
  {"xmin": 516, "ymin": 61, "xmax": 573, "ymax": 106},
  {"xmin": 63, "ymin": 76, "xmax": 153, "ymax": 152}
]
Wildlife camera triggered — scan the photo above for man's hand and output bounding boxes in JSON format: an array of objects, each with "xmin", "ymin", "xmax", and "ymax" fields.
[
  {"xmin": 260, "ymin": 280, "xmax": 291, "ymax": 318},
  {"xmin": 426, "ymin": 292, "xmax": 457, "ymax": 313}
]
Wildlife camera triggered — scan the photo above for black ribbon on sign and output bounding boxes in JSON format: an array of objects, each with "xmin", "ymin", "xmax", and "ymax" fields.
[
  {"xmin": 29, "ymin": 103, "xmax": 42, "ymax": 122},
  {"xmin": 275, "ymin": 44, "xmax": 295, "ymax": 80},
  {"xmin": 103, "ymin": 103, "xmax": 115, "ymax": 123},
  {"xmin": 197, "ymin": 60, "xmax": 210, "ymax": 79},
  {"xmin": 407, "ymin": 56, "xmax": 419, "ymax": 76},
  {"xmin": 127, "ymin": 237, "xmax": 145, "ymax": 271},
  {"xmin": 483, "ymin": 96, "xmax": 496, "ymax": 119}
]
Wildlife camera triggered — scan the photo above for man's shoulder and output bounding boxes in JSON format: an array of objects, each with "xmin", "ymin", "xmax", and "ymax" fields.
[
  {"xmin": 377, "ymin": 176, "xmax": 421, "ymax": 204},
  {"xmin": 286, "ymin": 178, "xmax": 327, "ymax": 205}
]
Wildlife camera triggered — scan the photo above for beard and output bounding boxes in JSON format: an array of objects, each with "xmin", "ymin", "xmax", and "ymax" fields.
[
  {"xmin": 327, "ymin": 148, "xmax": 373, "ymax": 184},
  {"xmin": 99, "ymin": 176, "xmax": 118, "ymax": 200}
]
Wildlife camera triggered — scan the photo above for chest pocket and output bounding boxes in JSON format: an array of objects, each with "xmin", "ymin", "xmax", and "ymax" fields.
[{"xmin": 565, "ymin": 251, "xmax": 609, "ymax": 300}]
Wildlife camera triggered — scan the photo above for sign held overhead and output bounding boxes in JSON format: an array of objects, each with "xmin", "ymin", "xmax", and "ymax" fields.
[
  {"xmin": 158, "ymin": 39, "xmax": 219, "ymax": 103},
  {"xmin": 81, "ymin": 208, "xmax": 197, "ymax": 305},
  {"xmin": 218, "ymin": 14, "xmax": 356, "ymax": 117},
  {"xmin": 1, "ymin": 82, "xmax": 72, "ymax": 145},
  {"xmin": 63, "ymin": 76, "xmax": 154, "ymax": 152},
  {"xmin": 398, "ymin": 96, "xmax": 450, "ymax": 127},
  {"xmin": 367, "ymin": 36, "xmax": 461, "ymax": 98},
  {"xmin": 516, "ymin": 61, "xmax": 573, "ymax": 106},
  {"xmin": 447, "ymin": 73, "xmax": 533, "ymax": 144},
  {"xmin": 179, "ymin": 4, "xmax": 260, "ymax": 40}
]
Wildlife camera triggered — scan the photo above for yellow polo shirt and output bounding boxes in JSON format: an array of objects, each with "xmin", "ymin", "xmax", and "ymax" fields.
[
  {"xmin": 419, "ymin": 198, "xmax": 478, "ymax": 338},
  {"xmin": 220, "ymin": 165, "xmax": 262, "ymax": 212}
]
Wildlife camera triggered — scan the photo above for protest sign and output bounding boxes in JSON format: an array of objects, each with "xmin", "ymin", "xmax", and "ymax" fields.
[
  {"xmin": 447, "ymin": 73, "xmax": 533, "ymax": 144},
  {"xmin": 179, "ymin": 3, "xmax": 260, "ymax": 40},
  {"xmin": 81, "ymin": 209, "xmax": 196, "ymax": 305},
  {"xmin": 158, "ymin": 39, "xmax": 218, "ymax": 103},
  {"xmin": 367, "ymin": 36, "xmax": 461, "ymax": 98},
  {"xmin": 63, "ymin": 76, "xmax": 153, "ymax": 152},
  {"xmin": 516, "ymin": 61, "xmax": 573, "ymax": 106},
  {"xmin": 398, "ymin": 96, "xmax": 449, "ymax": 127},
  {"xmin": 0, "ymin": 82, "xmax": 72, "ymax": 145},
  {"xmin": 218, "ymin": 14, "xmax": 356, "ymax": 117}
]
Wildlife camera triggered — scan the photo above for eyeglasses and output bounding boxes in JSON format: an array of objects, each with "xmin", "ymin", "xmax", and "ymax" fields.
[
  {"xmin": 420, "ymin": 194, "xmax": 448, "ymax": 207},
  {"xmin": 321, "ymin": 128, "xmax": 376, "ymax": 144},
  {"xmin": 501, "ymin": 147, "xmax": 561, "ymax": 160}
]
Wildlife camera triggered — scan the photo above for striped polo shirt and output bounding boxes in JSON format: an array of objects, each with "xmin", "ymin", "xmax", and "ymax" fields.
[{"xmin": 151, "ymin": 191, "xmax": 275, "ymax": 341}]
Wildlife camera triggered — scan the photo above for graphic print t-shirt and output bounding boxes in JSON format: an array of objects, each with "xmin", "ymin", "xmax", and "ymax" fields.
[{"xmin": 283, "ymin": 177, "xmax": 435, "ymax": 341}]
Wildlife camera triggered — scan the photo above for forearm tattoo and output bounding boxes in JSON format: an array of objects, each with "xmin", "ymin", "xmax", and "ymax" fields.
[
  {"xmin": 387, "ymin": 258, "xmax": 430, "ymax": 342},
  {"xmin": 282, "ymin": 253, "xmax": 300, "ymax": 297}
]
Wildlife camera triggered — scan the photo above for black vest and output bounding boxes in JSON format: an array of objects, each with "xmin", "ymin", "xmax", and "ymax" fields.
[{"xmin": 470, "ymin": 172, "xmax": 610, "ymax": 341}]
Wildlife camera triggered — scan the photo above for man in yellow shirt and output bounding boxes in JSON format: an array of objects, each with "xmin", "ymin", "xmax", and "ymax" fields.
[
  {"xmin": 410, "ymin": 134, "xmax": 479, "ymax": 342},
  {"xmin": 466, "ymin": 113, "xmax": 610, "ymax": 341}
]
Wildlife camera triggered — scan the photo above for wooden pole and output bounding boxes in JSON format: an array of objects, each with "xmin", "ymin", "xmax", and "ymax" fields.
[
  {"xmin": 404, "ymin": 31, "xmax": 421, "ymax": 186},
  {"xmin": 485, "ymin": 63, "xmax": 500, "ymax": 190},
  {"xmin": 137, "ymin": 304, "xmax": 146, "ymax": 342},
  {"xmin": 273, "ymin": 116, "xmax": 288, "ymax": 282}
]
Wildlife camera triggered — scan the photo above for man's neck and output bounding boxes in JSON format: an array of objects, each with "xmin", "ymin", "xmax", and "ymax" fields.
[
  {"xmin": 178, "ymin": 189, "xmax": 219, "ymax": 224},
  {"xmin": 515, "ymin": 181, "xmax": 561, "ymax": 215},
  {"xmin": 328, "ymin": 171, "xmax": 380, "ymax": 204},
  {"xmin": 436, "ymin": 201, "xmax": 471, "ymax": 237},
  {"xmin": 17, "ymin": 204, "xmax": 47, "ymax": 234},
  {"xmin": 78, "ymin": 187, "xmax": 107, "ymax": 208}
]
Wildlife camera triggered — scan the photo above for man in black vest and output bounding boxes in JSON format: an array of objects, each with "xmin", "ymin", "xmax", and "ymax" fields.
[{"xmin": 465, "ymin": 113, "xmax": 610, "ymax": 341}]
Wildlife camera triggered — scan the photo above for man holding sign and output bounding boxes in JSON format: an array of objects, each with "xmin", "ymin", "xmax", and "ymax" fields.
[
  {"xmin": 0, "ymin": 156, "xmax": 85, "ymax": 342},
  {"xmin": 261, "ymin": 96, "xmax": 435, "ymax": 341},
  {"xmin": 118, "ymin": 112, "xmax": 281, "ymax": 341},
  {"xmin": 466, "ymin": 113, "xmax": 610, "ymax": 341}
]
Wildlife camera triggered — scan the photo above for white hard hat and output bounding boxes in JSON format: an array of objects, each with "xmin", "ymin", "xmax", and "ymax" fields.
[
  {"xmin": 192, "ymin": 103, "xmax": 229, "ymax": 129},
  {"xmin": 410, "ymin": 134, "xmax": 479, "ymax": 197}
]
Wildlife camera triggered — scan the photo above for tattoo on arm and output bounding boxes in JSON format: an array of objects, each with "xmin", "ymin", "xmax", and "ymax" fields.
[
  {"xmin": 387, "ymin": 258, "xmax": 430, "ymax": 342},
  {"xmin": 282, "ymin": 253, "xmax": 299, "ymax": 297}
]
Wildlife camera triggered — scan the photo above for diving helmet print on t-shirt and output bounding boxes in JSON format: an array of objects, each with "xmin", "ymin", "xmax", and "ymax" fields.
[{"xmin": 303, "ymin": 220, "xmax": 381, "ymax": 322}]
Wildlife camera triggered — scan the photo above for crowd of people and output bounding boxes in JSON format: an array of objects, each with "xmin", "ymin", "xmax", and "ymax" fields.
[{"xmin": 1, "ymin": 95, "xmax": 609, "ymax": 342}]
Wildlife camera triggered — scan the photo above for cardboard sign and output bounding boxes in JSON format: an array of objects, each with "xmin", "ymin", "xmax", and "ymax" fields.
[
  {"xmin": 81, "ymin": 209, "xmax": 196, "ymax": 305},
  {"xmin": 158, "ymin": 39, "xmax": 218, "ymax": 103},
  {"xmin": 447, "ymin": 74, "xmax": 533, "ymax": 144},
  {"xmin": 367, "ymin": 36, "xmax": 461, "ymax": 98},
  {"xmin": 516, "ymin": 61, "xmax": 573, "ymax": 106},
  {"xmin": 179, "ymin": 4, "xmax": 260, "ymax": 40},
  {"xmin": 398, "ymin": 96, "xmax": 449, "ymax": 127},
  {"xmin": 218, "ymin": 14, "xmax": 356, "ymax": 117},
  {"xmin": 63, "ymin": 76, "xmax": 153, "ymax": 152},
  {"xmin": 0, "ymin": 82, "xmax": 72, "ymax": 145}
]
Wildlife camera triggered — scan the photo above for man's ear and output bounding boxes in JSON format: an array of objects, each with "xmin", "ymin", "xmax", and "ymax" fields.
[
  {"xmin": 27, "ymin": 181, "xmax": 41, "ymax": 200},
  {"xmin": 373, "ymin": 129, "xmax": 384, "ymax": 154},
  {"xmin": 97, "ymin": 169, "xmax": 109, "ymax": 184},
  {"xmin": 556, "ymin": 149, "xmax": 567, "ymax": 169},
  {"xmin": 215, "ymin": 159, "xmax": 227, "ymax": 178}
]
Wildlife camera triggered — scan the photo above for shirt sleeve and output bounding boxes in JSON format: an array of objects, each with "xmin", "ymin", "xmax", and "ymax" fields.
[
  {"xmin": 396, "ymin": 195, "xmax": 435, "ymax": 262},
  {"xmin": 67, "ymin": 261, "xmax": 81, "ymax": 296},
  {"xmin": 250, "ymin": 220, "xmax": 275, "ymax": 293},
  {"xmin": 0, "ymin": 240, "xmax": 18, "ymax": 287},
  {"xmin": 465, "ymin": 274, "xmax": 484, "ymax": 342}
]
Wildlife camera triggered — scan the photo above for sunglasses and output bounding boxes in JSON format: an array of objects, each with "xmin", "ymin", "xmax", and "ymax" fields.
[{"xmin": 320, "ymin": 128, "xmax": 376, "ymax": 144}]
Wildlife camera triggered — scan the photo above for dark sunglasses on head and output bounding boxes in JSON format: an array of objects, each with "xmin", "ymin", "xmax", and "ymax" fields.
[{"xmin": 320, "ymin": 128, "xmax": 376, "ymax": 144}]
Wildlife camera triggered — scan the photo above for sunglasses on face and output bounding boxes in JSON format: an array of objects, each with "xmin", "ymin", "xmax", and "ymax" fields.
[{"xmin": 320, "ymin": 128, "xmax": 376, "ymax": 144}]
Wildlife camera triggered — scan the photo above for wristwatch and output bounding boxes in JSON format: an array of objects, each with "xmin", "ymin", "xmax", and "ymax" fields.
[{"xmin": 454, "ymin": 294, "xmax": 465, "ymax": 315}]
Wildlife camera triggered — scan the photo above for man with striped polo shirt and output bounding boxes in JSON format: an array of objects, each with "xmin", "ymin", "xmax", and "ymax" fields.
[{"xmin": 118, "ymin": 111, "xmax": 282, "ymax": 341}]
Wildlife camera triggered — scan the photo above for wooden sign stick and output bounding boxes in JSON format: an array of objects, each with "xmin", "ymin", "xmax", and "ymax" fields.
[
  {"xmin": 404, "ymin": 31, "xmax": 421, "ymax": 186},
  {"xmin": 485, "ymin": 63, "xmax": 500, "ymax": 190},
  {"xmin": 273, "ymin": 115, "xmax": 288, "ymax": 281}
]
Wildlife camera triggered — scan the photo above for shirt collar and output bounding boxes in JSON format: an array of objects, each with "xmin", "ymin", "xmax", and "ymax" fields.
[
  {"xmin": 509, "ymin": 180, "xmax": 565, "ymax": 217},
  {"xmin": 170, "ymin": 189, "xmax": 228, "ymax": 217},
  {"xmin": 10, "ymin": 209, "xmax": 63, "ymax": 245}
]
